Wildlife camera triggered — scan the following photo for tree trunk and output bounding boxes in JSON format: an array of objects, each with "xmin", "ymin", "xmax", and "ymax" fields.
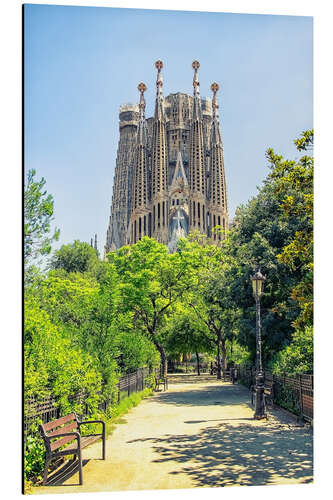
[
  {"xmin": 155, "ymin": 342, "xmax": 168, "ymax": 378},
  {"xmin": 216, "ymin": 341, "xmax": 222, "ymax": 380},
  {"xmin": 221, "ymin": 339, "xmax": 227, "ymax": 376},
  {"xmin": 195, "ymin": 351, "xmax": 200, "ymax": 376}
]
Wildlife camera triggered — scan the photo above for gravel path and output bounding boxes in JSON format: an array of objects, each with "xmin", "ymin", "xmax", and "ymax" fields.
[{"xmin": 33, "ymin": 377, "xmax": 313, "ymax": 494}]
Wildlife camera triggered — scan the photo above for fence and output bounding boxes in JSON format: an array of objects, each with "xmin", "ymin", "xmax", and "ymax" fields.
[
  {"xmin": 24, "ymin": 367, "xmax": 158, "ymax": 435},
  {"xmin": 117, "ymin": 367, "xmax": 150, "ymax": 403},
  {"xmin": 236, "ymin": 364, "xmax": 313, "ymax": 422}
]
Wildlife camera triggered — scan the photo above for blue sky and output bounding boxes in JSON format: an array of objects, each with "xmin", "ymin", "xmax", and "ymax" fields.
[{"xmin": 24, "ymin": 4, "xmax": 313, "ymax": 256}]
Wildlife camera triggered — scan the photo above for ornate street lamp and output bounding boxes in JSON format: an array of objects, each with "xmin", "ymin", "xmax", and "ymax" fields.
[{"xmin": 251, "ymin": 268, "xmax": 267, "ymax": 419}]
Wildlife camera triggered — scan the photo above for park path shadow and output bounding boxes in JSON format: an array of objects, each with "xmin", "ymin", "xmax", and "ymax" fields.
[
  {"xmin": 44, "ymin": 458, "xmax": 92, "ymax": 486},
  {"xmin": 153, "ymin": 383, "xmax": 251, "ymax": 408},
  {"xmin": 128, "ymin": 421, "xmax": 313, "ymax": 487},
  {"xmin": 167, "ymin": 374, "xmax": 218, "ymax": 384}
]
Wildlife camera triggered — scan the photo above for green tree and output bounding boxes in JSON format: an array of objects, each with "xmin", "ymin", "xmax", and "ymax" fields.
[
  {"xmin": 164, "ymin": 306, "xmax": 214, "ymax": 375},
  {"xmin": 24, "ymin": 295, "xmax": 102, "ymax": 413},
  {"xmin": 24, "ymin": 169, "xmax": 59, "ymax": 277},
  {"xmin": 50, "ymin": 240, "xmax": 100, "ymax": 274},
  {"xmin": 220, "ymin": 130, "xmax": 313, "ymax": 369},
  {"xmin": 116, "ymin": 327, "xmax": 160, "ymax": 374},
  {"xmin": 107, "ymin": 237, "xmax": 193, "ymax": 378},
  {"xmin": 178, "ymin": 237, "xmax": 240, "ymax": 379},
  {"xmin": 29, "ymin": 267, "xmax": 120, "ymax": 396},
  {"xmin": 267, "ymin": 129, "xmax": 313, "ymax": 329}
]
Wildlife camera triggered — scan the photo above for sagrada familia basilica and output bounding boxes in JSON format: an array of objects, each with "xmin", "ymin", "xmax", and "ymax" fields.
[{"xmin": 104, "ymin": 60, "xmax": 228, "ymax": 255}]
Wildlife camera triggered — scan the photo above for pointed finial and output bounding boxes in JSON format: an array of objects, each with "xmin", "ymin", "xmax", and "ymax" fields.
[
  {"xmin": 137, "ymin": 82, "xmax": 147, "ymax": 118},
  {"xmin": 192, "ymin": 60, "xmax": 200, "ymax": 95},
  {"xmin": 211, "ymin": 82, "xmax": 219, "ymax": 95},
  {"xmin": 138, "ymin": 82, "xmax": 147, "ymax": 94},
  {"xmin": 155, "ymin": 60, "xmax": 163, "ymax": 92},
  {"xmin": 94, "ymin": 234, "xmax": 97, "ymax": 251},
  {"xmin": 211, "ymin": 82, "xmax": 220, "ymax": 118},
  {"xmin": 155, "ymin": 60, "xmax": 163, "ymax": 71}
]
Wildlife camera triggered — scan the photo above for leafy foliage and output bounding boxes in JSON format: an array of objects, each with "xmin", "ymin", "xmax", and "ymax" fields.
[
  {"xmin": 50, "ymin": 240, "xmax": 100, "ymax": 274},
  {"xmin": 175, "ymin": 237, "xmax": 243, "ymax": 377},
  {"xmin": 267, "ymin": 130, "xmax": 313, "ymax": 329},
  {"xmin": 24, "ymin": 296, "xmax": 102, "ymax": 413},
  {"xmin": 24, "ymin": 425, "xmax": 45, "ymax": 483},
  {"xmin": 107, "ymin": 237, "xmax": 193, "ymax": 377},
  {"xmin": 164, "ymin": 306, "xmax": 214, "ymax": 374},
  {"xmin": 270, "ymin": 326, "xmax": 313, "ymax": 375},
  {"xmin": 24, "ymin": 169, "xmax": 59, "ymax": 271},
  {"xmin": 219, "ymin": 131, "xmax": 313, "ymax": 368}
]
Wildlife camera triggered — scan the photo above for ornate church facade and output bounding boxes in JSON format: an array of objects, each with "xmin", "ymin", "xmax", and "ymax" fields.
[{"xmin": 105, "ymin": 61, "xmax": 228, "ymax": 255}]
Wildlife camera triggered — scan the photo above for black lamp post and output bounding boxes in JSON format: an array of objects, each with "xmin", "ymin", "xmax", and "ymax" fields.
[{"xmin": 251, "ymin": 268, "xmax": 267, "ymax": 419}]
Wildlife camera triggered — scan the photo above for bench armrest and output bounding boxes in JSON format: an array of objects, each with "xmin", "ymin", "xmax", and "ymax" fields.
[{"xmin": 79, "ymin": 420, "xmax": 104, "ymax": 425}]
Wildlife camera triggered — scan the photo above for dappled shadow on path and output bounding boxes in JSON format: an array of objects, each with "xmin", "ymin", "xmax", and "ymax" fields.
[
  {"xmin": 154, "ymin": 383, "xmax": 250, "ymax": 408},
  {"xmin": 43, "ymin": 459, "xmax": 91, "ymax": 486},
  {"xmin": 168, "ymin": 374, "xmax": 217, "ymax": 384},
  {"xmin": 128, "ymin": 422, "xmax": 313, "ymax": 487}
]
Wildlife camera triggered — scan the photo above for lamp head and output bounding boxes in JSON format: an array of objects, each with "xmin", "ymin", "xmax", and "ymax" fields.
[{"xmin": 251, "ymin": 268, "xmax": 266, "ymax": 299}]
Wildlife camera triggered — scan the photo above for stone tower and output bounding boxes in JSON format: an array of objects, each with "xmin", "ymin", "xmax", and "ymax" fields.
[
  {"xmin": 105, "ymin": 61, "xmax": 229, "ymax": 255},
  {"xmin": 151, "ymin": 60, "xmax": 169, "ymax": 245},
  {"xmin": 189, "ymin": 61, "xmax": 207, "ymax": 234},
  {"xmin": 129, "ymin": 82, "xmax": 150, "ymax": 245}
]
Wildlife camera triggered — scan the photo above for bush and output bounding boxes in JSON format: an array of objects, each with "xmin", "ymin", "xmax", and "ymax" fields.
[
  {"xmin": 270, "ymin": 325, "xmax": 313, "ymax": 375},
  {"xmin": 24, "ymin": 296, "xmax": 103, "ymax": 415},
  {"xmin": 24, "ymin": 425, "xmax": 45, "ymax": 483}
]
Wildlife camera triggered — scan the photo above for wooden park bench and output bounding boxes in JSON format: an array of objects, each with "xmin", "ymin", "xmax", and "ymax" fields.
[
  {"xmin": 154, "ymin": 374, "xmax": 168, "ymax": 391},
  {"xmin": 39, "ymin": 412, "xmax": 105, "ymax": 486}
]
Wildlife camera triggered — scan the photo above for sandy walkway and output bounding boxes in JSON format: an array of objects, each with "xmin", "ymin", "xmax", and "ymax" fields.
[{"xmin": 33, "ymin": 377, "xmax": 313, "ymax": 494}]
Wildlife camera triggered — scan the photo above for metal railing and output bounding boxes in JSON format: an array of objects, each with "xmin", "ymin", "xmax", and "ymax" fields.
[
  {"xmin": 236, "ymin": 364, "xmax": 313, "ymax": 422},
  {"xmin": 24, "ymin": 367, "xmax": 159, "ymax": 435}
]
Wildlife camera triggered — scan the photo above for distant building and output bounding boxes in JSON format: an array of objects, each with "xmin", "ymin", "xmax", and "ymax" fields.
[{"xmin": 105, "ymin": 61, "xmax": 228, "ymax": 254}]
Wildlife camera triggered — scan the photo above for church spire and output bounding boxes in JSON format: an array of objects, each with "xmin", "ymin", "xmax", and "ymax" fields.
[
  {"xmin": 192, "ymin": 60, "xmax": 200, "ymax": 94},
  {"xmin": 192, "ymin": 60, "xmax": 202, "ymax": 120},
  {"xmin": 210, "ymin": 81, "xmax": 222, "ymax": 144},
  {"xmin": 151, "ymin": 60, "xmax": 168, "ymax": 244},
  {"xmin": 130, "ymin": 82, "xmax": 150, "ymax": 244},
  {"xmin": 189, "ymin": 60, "xmax": 206, "ymax": 233},
  {"xmin": 211, "ymin": 82, "xmax": 219, "ymax": 119},
  {"xmin": 154, "ymin": 59, "xmax": 164, "ymax": 120},
  {"xmin": 208, "ymin": 82, "xmax": 228, "ymax": 241},
  {"xmin": 137, "ymin": 82, "xmax": 147, "ymax": 144}
]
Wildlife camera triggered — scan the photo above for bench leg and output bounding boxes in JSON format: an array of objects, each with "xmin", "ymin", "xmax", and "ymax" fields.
[
  {"xmin": 78, "ymin": 449, "xmax": 83, "ymax": 485},
  {"xmin": 102, "ymin": 436, "xmax": 106, "ymax": 460},
  {"xmin": 42, "ymin": 457, "xmax": 51, "ymax": 486}
]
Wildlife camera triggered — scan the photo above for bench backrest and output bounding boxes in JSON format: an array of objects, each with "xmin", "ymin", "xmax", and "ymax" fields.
[{"xmin": 40, "ymin": 413, "xmax": 79, "ymax": 452}]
